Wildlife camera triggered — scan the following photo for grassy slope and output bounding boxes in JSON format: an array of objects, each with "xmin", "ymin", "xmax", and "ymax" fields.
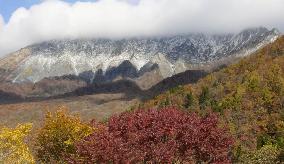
[
  {"xmin": 141, "ymin": 36, "xmax": 284, "ymax": 157},
  {"xmin": 0, "ymin": 93, "xmax": 139, "ymax": 127}
]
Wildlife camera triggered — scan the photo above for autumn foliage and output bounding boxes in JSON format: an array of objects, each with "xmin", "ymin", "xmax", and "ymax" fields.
[
  {"xmin": 1, "ymin": 37, "xmax": 283, "ymax": 163},
  {"xmin": 141, "ymin": 36, "xmax": 284, "ymax": 161},
  {"xmin": 0, "ymin": 123, "xmax": 35, "ymax": 163},
  {"xmin": 67, "ymin": 108, "xmax": 233, "ymax": 163},
  {"xmin": 34, "ymin": 107, "xmax": 93, "ymax": 163}
]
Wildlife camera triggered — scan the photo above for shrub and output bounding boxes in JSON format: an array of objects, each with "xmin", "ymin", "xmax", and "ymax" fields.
[
  {"xmin": 184, "ymin": 92, "xmax": 194, "ymax": 108},
  {"xmin": 240, "ymin": 145, "xmax": 280, "ymax": 164},
  {"xmin": 199, "ymin": 86, "xmax": 211, "ymax": 109},
  {"xmin": 0, "ymin": 123, "xmax": 35, "ymax": 163},
  {"xmin": 67, "ymin": 108, "xmax": 233, "ymax": 163},
  {"xmin": 169, "ymin": 85, "xmax": 184, "ymax": 94},
  {"xmin": 245, "ymin": 71, "xmax": 261, "ymax": 91},
  {"xmin": 34, "ymin": 106, "xmax": 93, "ymax": 163}
]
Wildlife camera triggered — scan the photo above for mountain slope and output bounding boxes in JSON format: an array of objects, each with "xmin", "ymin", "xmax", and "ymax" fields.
[
  {"xmin": 0, "ymin": 27, "xmax": 279, "ymax": 84},
  {"xmin": 141, "ymin": 36, "xmax": 284, "ymax": 161}
]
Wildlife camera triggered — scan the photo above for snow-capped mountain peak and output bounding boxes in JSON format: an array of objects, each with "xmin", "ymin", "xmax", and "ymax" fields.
[{"xmin": 0, "ymin": 27, "xmax": 280, "ymax": 83}]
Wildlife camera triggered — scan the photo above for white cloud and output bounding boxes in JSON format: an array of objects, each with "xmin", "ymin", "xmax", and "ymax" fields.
[
  {"xmin": 0, "ymin": 14, "xmax": 3, "ymax": 34},
  {"xmin": 0, "ymin": 0, "xmax": 283, "ymax": 57}
]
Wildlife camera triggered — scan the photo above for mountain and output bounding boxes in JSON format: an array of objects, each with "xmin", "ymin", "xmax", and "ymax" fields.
[
  {"xmin": 0, "ymin": 27, "xmax": 280, "ymax": 99},
  {"xmin": 0, "ymin": 27, "xmax": 279, "ymax": 83},
  {"xmin": 140, "ymin": 35, "xmax": 284, "ymax": 162},
  {"xmin": 0, "ymin": 34, "xmax": 283, "ymax": 161}
]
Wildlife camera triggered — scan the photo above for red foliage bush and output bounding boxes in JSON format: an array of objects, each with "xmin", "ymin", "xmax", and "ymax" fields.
[{"xmin": 67, "ymin": 108, "xmax": 233, "ymax": 163}]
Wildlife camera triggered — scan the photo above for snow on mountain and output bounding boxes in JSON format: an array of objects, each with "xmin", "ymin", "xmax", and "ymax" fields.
[{"xmin": 0, "ymin": 27, "xmax": 280, "ymax": 83}]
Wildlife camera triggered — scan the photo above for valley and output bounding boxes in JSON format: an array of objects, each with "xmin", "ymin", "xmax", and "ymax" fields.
[
  {"xmin": 0, "ymin": 93, "xmax": 139, "ymax": 127},
  {"xmin": 0, "ymin": 69, "xmax": 207, "ymax": 126}
]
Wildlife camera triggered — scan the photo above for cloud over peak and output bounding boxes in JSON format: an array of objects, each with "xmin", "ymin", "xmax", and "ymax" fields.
[{"xmin": 0, "ymin": 0, "xmax": 283, "ymax": 57}]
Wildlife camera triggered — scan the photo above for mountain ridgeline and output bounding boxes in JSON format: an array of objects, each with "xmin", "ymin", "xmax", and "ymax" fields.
[
  {"xmin": 0, "ymin": 27, "xmax": 279, "ymax": 82},
  {"xmin": 0, "ymin": 27, "xmax": 280, "ymax": 101}
]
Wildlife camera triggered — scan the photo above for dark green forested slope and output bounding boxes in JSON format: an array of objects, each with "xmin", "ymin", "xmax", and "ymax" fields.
[{"xmin": 141, "ymin": 36, "xmax": 284, "ymax": 162}]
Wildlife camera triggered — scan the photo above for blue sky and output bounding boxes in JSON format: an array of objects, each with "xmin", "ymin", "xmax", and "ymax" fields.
[{"xmin": 0, "ymin": 0, "xmax": 95, "ymax": 22}]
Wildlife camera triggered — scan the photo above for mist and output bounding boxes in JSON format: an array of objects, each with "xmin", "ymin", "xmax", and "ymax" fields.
[{"xmin": 0, "ymin": 0, "xmax": 283, "ymax": 57}]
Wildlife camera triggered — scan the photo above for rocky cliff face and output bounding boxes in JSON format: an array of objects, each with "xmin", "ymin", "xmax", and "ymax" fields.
[{"xmin": 0, "ymin": 27, "xmax": 279, "ymax": 84}]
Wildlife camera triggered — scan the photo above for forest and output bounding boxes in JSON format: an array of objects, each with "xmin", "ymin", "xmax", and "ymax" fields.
[{"xmin": 1, "ymin": 36, "xmax": 284, "ymax": 163}]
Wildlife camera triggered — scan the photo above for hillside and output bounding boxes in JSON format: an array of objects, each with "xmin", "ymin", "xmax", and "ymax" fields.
[
  {"xmin": 141, "ymin": 36, "xmax": 284, "ymax": 161},
  {"xmin": 1, "ymin": 35, "xmax": 283, "ymax": 164},
  {"xmin": 2, "ymin": 36, "xmax": 283, "ymax": 163}
]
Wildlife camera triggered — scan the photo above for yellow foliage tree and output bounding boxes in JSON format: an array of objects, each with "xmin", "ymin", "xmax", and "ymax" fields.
[
  {"xmin": 34, "ymin": 106, "xmax": 93, "ymax": 163},
  {"xmin": 0, "ymin": 123, "xmax": 35, "ymax": 163}
]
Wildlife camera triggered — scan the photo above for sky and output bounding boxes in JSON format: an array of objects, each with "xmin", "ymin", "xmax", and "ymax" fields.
[
  {"xmin": 0, "ymin": 0, "xmax": 95, "ymax": 22},
  {"xmin": 0, "ymin": 0, "xmax": 283, "ymax": 57}
]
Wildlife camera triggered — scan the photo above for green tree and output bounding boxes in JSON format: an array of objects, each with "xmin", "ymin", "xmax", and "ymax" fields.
[
  {"xmin": 184, "ymin": 92, "xmax": 194, "ymax": 108},
  {"xmin": 199, "ymin": 86, "xmax": 210, "ymax": 109}
]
